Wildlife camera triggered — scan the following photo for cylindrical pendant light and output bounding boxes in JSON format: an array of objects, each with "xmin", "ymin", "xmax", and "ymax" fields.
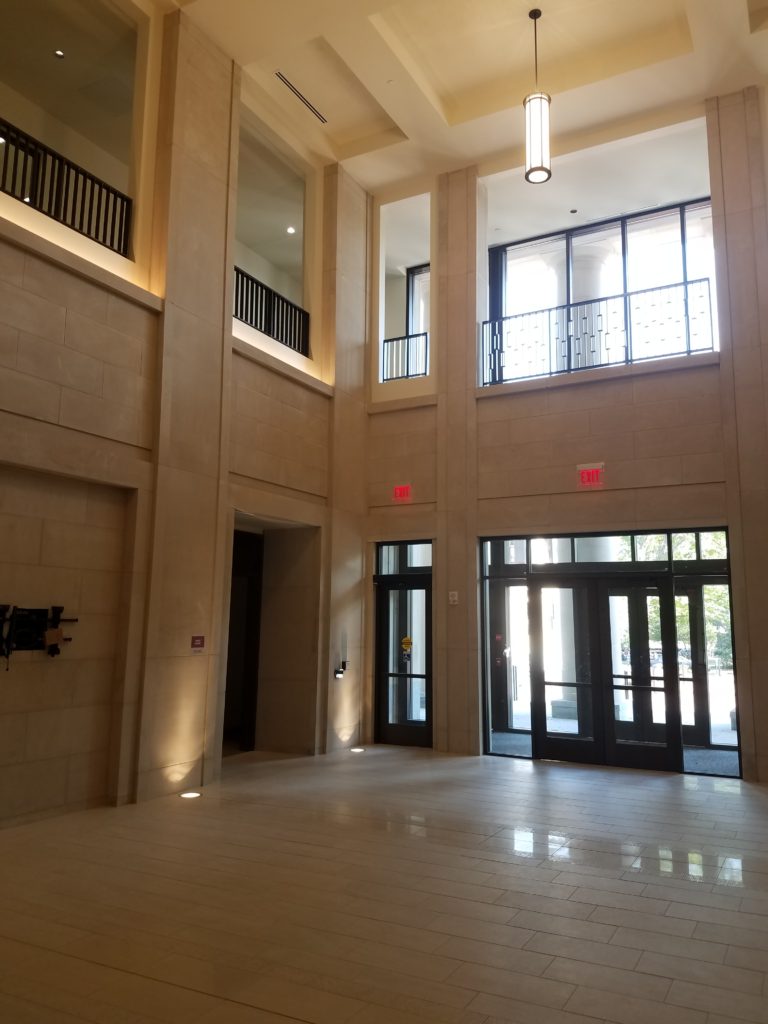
[{"xmin": 524, "ymin": 9, "xmax": 551, "ymax": 183}]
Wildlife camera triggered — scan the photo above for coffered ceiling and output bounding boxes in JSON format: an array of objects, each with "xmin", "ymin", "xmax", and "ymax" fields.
[{"xmin": 173, "ymin": 0, "xmax": 768, "ymax": 196}]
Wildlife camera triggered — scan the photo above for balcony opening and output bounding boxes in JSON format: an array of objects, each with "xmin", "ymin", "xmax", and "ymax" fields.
[
  {"xmin": 380, "ymin": 193, "xmax": 430, "ymax": 382},
  {"xmin": 234, "ymin": 117, "xmax": 308, "ymax": 357},
  {"xmin": 0, "ymin": 0, "xmax": 140, "ymax": 256},
  {"xmin": 482, "ymin": 199, "xmax": 717, "ymax": 386}
]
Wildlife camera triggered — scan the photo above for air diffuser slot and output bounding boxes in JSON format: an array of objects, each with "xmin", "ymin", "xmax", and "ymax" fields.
[{"xmin": 275, "ymin": 71, "xmax": 328, "ymax": 124}]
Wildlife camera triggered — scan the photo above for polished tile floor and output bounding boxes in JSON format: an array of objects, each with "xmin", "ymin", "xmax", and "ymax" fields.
[{"xmin": 0, "ymin": 746, "xmax": 767, "ymax": 1023}]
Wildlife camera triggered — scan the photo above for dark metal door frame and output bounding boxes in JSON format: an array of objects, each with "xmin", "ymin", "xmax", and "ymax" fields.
[
  {"xmin": 599, "ymin": 576, "xmax": 682, "ymax": 772},
  {"xmin": 528, "ymin": 574, "xmax": 682, "ymax": 771},
  {"xmin": 374, "ymin": 574, "xmax": 433, "ymax": 747}
]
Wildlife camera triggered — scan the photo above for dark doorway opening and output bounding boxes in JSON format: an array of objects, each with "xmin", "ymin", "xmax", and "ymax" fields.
[{"xmin": 223, "ymin": 530, "xmax": 263, "ymax": 756}]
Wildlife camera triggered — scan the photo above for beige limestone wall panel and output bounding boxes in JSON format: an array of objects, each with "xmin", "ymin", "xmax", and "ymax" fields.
[
  {"xmin": 366, "ymin": 508, "xmax": 437, "ymax": 540},
  {"xmin": 0, "ymin": 236, "xmax": 158, "ymax": 454},
  {"xmin": 228, "ymin": 481, "xmax": 326, "ymax": 530},
  {"xmin": 476, "ymin": 365, "xmax": 726, "ymax": 517},
  {"xmin": 322, "ymin": 165, "xmax": 369, "ymax": 753},
  {"xmin": 367, "ymin": 406, "xmax": 437, "ymax": 511},
  {"xmin": 433, "ymin": 167, "xmax": 482, "ymax": 756},
  {"xmin": 135, "ymin": 12, "xmax": 237, "ymax": 800},
  {"xmin": 707, "ymin": 87, "xmax": 768, "ymax": 779},
  {"xmin": 0, "ymin": 465, "xmax": 128, "ymax": 822},
  {"xmin": 230, "ymin": 353, "xmax": 331, "ymax": 498}
]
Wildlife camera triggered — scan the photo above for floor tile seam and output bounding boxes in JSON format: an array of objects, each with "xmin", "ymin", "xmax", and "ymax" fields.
[
  {"xmin": 428, "ymin": 928, "xmax": 555, "ymax": 974},
  {"xmin": 631, "ymin": 949, "xmax": 767, "ymax": 994},
  {"xmin": 217, "ymin": 955, "xmax": 478, "ymax": 1017},
  {"xmin": 607, "ymin": 931, "xmax": 728, "ymax": 964},
  {"xmin": 521, "ymin": 929, "xmax": 643, "ymax": 970},
  {"xmin": 542, "ymin": 954, "xmax": 675, "ymax": 1000},
  {"xmin": 436, "ymin": 961, "xmax": 577, "ymax": 1011}
]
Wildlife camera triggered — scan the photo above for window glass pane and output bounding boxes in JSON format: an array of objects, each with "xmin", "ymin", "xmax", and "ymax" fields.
[
  {"xmin": 379, "ymin": 544, "xmax": 398, "ymax": 574},
  {"xmin": 685, "ymin": 203, "xmax": 719, "ymax": 351},
  {"xmin": 626, "ymin": 209, "xmax": 683, "ymax": 292},
  {"xmin": 482, "ymin": 540, "xmax": 493, "ymax": 569},
  {"xmin": 408, "ymin": 267, "xmax": 430, "ymax": 335},
  {"xmin": 574, "ymin": 536, "xmax": 631, "ymax": 562},
  {"xmin": 699, "ymin": 531, "xmax": 727, "ymax": 560},
  {"xmin": 504, "ymin": 539, "xmax": 527, "ymax": 564},
  {"xmin": 571, "ymin": 223, "xmax": 623, "ymax": 302},
  {"xmin": 702, "ymin": 584, "xmax": 736, "ymax": 747},
  {"xmin": 672, "ymin": 532, "xmax": 697, "ymax": 560},
  {"xmin": 635, "ymin": 534, "xmax": 668, "ymax": 561},
  {"xmin": 407, "ymin": 542, "xmax": 432, "ymax": 567},
  {"xmin": 505, "ymin": 235, "xmax": 566, "ymax": 316},
  {"xmin": 531, "ymin": 538, "xmax": 572, "ymax": 564}
]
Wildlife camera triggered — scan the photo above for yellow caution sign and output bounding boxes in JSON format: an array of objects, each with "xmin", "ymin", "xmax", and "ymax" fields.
[{"xmin": 401, "ymin": 636, "xmax": 413, "ymax": 652}]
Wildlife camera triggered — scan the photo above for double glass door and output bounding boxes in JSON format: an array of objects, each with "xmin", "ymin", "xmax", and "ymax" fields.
[{"xmin": 515, "ymin": 576, "xmax": 682, "ymax": 770}]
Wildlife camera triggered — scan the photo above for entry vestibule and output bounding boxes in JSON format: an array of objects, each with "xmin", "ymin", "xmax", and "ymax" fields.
[{"xmin": 482, "ymin": 531, "xmax": 739, "ymax": 777}]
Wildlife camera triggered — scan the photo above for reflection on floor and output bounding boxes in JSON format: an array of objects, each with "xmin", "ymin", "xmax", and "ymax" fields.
[
  {"xmin": 683, "ymin": 746, "xmax": 740, "ymax": 777},
  {"xmin": 492, "ymin": 731, "xmax": 740, "ymax": 777},
  {"xmin": 0, "ymin": 747, "xmax": 766, "ymax": 1023}
]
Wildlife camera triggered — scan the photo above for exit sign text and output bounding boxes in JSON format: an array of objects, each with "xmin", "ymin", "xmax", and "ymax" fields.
[
  {"xmin": 392, "ymin": 484, "xmax": 412, "ymax": 503},
  {"xmin": 577, "ymin": 463, "xmax": 605, "ymax": 489}
]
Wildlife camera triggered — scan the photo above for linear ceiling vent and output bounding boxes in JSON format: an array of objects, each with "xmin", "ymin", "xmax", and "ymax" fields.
[{"xmin": 274, "ymin": 71, "xmax": 328, "ymax": 124}]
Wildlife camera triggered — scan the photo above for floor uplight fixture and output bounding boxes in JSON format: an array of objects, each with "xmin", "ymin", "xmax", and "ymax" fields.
[{"xmin": 524, "ymin": 9, "xmax": 551, "ymax": 183}]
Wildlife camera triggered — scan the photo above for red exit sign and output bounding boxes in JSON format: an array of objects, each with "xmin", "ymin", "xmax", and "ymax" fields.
[
  {"xmin": 578, "ymin": 463, "xmax": 605, "ymax": 489},
  {"xmin": 392, "ymin": 484, "xmax": 412, "ymax": 503}
]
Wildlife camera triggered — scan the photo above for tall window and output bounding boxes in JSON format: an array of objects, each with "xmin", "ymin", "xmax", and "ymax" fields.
[
  {"xmin": 482, "ymin": 200, "xmax": 717, "ymax": 386},
  {"xmin": 380, "ymin": 193, "xmax": 430, "ymax": 381}
]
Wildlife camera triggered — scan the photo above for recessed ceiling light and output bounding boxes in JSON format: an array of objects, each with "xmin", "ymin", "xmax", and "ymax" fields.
[
  {"xmin": 54, "ymin": 49, "xmax": 64, "ymax": 58},
  {"xmin": 180, "ymin": 791, "xmax": 201, "ymax": 799},
  {"xmin": 286, "ymin": 226, "xmax": 296, "ymax": 234},
  {"xmin": 23, "ymin": 196, "xmax": 31, "ymax": 203},
  {"xmin": 570, "ymin": 208, "xmax": 578, "ymax": 214},
  {"xmin": 0, "ymin": 137, "xmax": 5, "ymax": 145},
  {"xmin": 350, "ymin": 747, "xmax": 365, "ymax": 753}
]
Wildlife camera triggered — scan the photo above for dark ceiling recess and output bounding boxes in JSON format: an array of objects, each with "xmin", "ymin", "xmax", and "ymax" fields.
[{"xmin": 274, "ymin": 71, "xmax": 328, "ymax": 124}]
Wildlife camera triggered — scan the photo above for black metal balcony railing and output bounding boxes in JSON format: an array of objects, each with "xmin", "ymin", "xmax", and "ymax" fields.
[
  {"xmin": 382, "ymin": 332, "xmax": 429, "ymax": 381},
  {"xmin": 480, "ymin": 278, "xmax": 715, "ymax": 387},
  {"xmin": 234, "ymin": 266, "xmax": 309, "ymax": 357},
  {"xmin": 0, "ymin": 117, "xmax": 132, "ymax": 256}
]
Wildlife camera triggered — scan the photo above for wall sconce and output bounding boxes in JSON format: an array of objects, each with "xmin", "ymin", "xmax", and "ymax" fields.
[{"xmin": 334, "ymin": 660, "xmax": 348, "ymax": 679}]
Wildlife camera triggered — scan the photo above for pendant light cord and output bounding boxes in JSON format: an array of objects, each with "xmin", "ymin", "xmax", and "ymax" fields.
[{"xmin": 529, "ymin": 9, "xmax": 542, "ymax": 89}]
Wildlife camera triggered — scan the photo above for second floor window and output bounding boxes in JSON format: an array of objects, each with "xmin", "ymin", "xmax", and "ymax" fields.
[
  {"xmin": 407, "ymin": 264, "xmax": 430, "ymax": 336},
  {"xmin": 483, "ymin": 199, "xmax": 718, "ymax": 386}
]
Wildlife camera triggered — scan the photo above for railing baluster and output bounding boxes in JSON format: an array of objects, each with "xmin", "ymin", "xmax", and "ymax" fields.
[
  {"xmin": 233, "ymin": 266, "xmax": 310, "ymax": 357},
  {"xmin": 0, "ymin": 116, "xmax": 132, "ymax": 254},
  {"xmin": 480, "ymin": 278, "xmax": 714, "ymax": 386}
]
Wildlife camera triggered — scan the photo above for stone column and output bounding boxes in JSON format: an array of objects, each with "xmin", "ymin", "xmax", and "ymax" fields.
[
  {"xmin": 707, "ymin": 86, "xmax": 768, "ymax": 780},
  {"xmin": 135, "ymin": 12, "xmax": 236, "ymax": 798},
  {"xmin": 434, "ymin": 168, "xmax": 483, "ymax": 753},
  {"xmin": 322, "ymin": 165, "xmax": 370, "ymax": 750}
]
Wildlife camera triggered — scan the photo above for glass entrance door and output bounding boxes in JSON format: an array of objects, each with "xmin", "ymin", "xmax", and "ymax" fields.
[
  {"xmin": 529, "ymin": 581, "xmax": 603, "ymax": 763},
  {"xmin": 601, "ymin": 579, "xmax": 682, "ymax": 771},
  {"xmin": 675, "ymin": 581, "xmax": 739, "ymax": 775},
  {"xmin": 528, "ymin": 577, "xmax": 682, "ymax": 770},
  {"xmin": 375, "ymin": 578, "xmax": 432, "ymax": 746}
]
